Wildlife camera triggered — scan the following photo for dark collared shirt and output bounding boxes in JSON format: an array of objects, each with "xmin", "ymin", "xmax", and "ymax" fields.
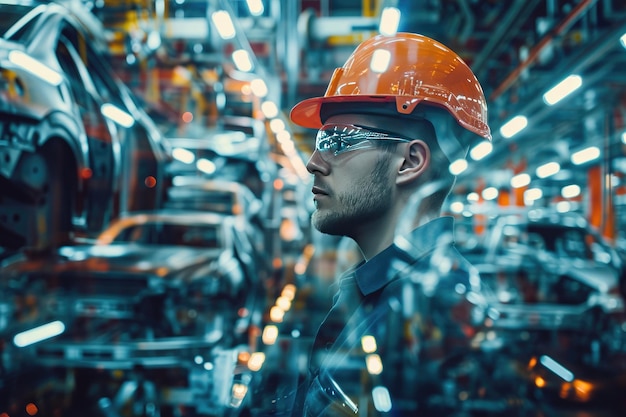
[{"xmin": 301, "ymin": 217, "xmax": 488, "ymax": 416}]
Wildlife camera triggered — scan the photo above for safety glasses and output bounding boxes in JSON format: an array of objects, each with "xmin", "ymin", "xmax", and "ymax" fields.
[{"xmin": 315, "ymin": 123, "xmax": 412, "ymax": 158}]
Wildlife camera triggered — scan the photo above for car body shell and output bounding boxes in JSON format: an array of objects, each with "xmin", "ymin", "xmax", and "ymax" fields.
[
  {"xmin": 0, "ymin": 211, "xmax": 262, "ymax": 414},
  {"xmin": 457, "ymin": 211, "xmax": 626, "ymax": 403},
  {"xmin": 0, "ymin": 0, "xmax": 171, "ymax": 248}
]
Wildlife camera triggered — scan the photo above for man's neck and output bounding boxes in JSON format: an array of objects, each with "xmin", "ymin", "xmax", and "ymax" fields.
[{"xmin": 354, "ymin": 211, "xmax": 439, "ymax": 261}]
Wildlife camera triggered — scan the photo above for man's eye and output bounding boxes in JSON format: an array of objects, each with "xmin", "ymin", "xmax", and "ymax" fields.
[
  {"xmin": 320, "ymin": 137, "xmax": 351, "ymax": 153},
  {"xmin": 332, "ymin": 138, "xmax": 352, "ymax": 153}
]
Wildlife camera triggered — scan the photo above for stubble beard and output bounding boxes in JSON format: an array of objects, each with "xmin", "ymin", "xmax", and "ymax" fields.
[{"xmin": 312, "ymin": 157, "xmax": 392, "ymax": 237}]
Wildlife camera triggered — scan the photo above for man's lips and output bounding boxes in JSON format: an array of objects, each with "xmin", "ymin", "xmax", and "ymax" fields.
[{"xmin": 311, "ymin": 186, "xmax": 329, "ymax": 196}]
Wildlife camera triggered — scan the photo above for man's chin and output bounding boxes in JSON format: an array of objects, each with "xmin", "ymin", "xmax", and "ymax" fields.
[{"xmin": 312, "ymin": 212, "xmax": 348, "ymax": 236}]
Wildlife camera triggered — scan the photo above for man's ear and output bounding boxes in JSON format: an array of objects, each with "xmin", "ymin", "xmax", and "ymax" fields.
[{"xmin": 397, "ymin": 140, "xmax": 430, "ymax": 185}]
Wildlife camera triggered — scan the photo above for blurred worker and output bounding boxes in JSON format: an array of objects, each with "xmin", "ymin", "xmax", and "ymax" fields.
[{"xmin": 287, "ymin": 32, "xmax": 510, "ymax": 416}]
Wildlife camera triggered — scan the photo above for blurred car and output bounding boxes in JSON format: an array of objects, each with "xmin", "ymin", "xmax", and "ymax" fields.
[
  {"xmin": 95, "ymin": 209, "xmax": 268, "ymax": 289},
  {"xmin": 0, "ymin": 212, "xmax": 264, "ymax": 415},
  {"xmin": 459, "ymin": 210, "xmax": 626, "ymax": 403},
  {"xmin": 475, "ymin": 211, "xmax": 625, "ymax": 324},
  {"xmin": 166, "ymin": 133, "xmax": 269, "ymax": 201},
  {"xmin": 0, "ymin": 0, "xmax": 171, "ymax": 250},
  {"xmin": 163, "ymin": 178, "xmax": 271, "ymax": 260}
]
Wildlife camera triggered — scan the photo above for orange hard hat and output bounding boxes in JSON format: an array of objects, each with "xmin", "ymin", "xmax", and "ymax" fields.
[{"xmin": 290, "ymin": 32, "xmax": 491, "ymax": 160}]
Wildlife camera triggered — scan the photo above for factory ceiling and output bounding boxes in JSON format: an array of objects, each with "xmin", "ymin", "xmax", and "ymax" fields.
[{"xmin": 86, "ymin": 0, "xmax": 626, "ymax": 215}]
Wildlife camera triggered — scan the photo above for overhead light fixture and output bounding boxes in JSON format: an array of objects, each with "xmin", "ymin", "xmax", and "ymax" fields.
[
  {"xmin": 262, "ymin": 324, "xmax": 278, "ymax": 345},
  {"xmin": 196, "ymin": 158, "xmax": 217, "ymax": 174},
  {"xmin": 146, "ymin": 30, "xmax": 161, "ymax": 50},
  {"xmin": 561, "ymin": 184, "xmax": 581, "ymax": 198},
  {"xmin": 261, "ymin": 101, "xmax": 279, "ymax": 118},
  {"xmin": 366, "ymin": 353, "xmax": 384, "ymax": 375},
  {"xmin": 250, "ymin": 78, "xmax": 268, "ymax": 97},
  {"xmin": 500, "ymin": 115, "xmax": 528, "ymax": 138},
  {"xmin": 540, "ymin": 355, "xmax": 574, "ymax": 382},
  {"xmin": 571, "ymin": 146, "xmax": 600, "ymax": 165},
  {"xmin": 524, "ymin": 188, "xmax": 543, "ymax": 204},
  {"xmin": 467, "ymin": 192, "xmax": 479, "ymax": 202},
  {"xmin": 14, "ymin": 321, "xmax": 65, "ymax": 347},
  {"xmin": 469, "ymin": 140, "xmax": 493, "ymax": 161},
  {"xmin": 172, "ymin": 147, "xmax": 195, "ymax": 164},
  {"xmin": 372, "ymin": 386, "xmax": 392, "ymax": 413},
  {"xmin": 511, "ymin": 173, "xmax": 531, "ymax": 188},
  {"xmin": 9, "ymin": 50, "xmax": 63, "ymax": 86},
  {"xmin": 211, "ymin": 10, "xmax": 236, "ymax": 40},
  {"xmin": 379, "ymin": 7, "xmax": 401, "ymax": 36},
  {"xmin": 543, "ymin": 74, "xmax": 582, "ymax": 105},
  {"xmin": 269, "ymin": 118, "xmax": 285, "ymax": 133},
  {"xmin": 246, "ymin": 0, "xmax": 264, "ymax": 16},
  {"xmin": 482, "ymin": 187, "xmax": 498, "ymax": 201},
  {"xmin": 276, "ymin": 130, "xmax": 291, "ymax": 144},
  {"xmin": 449, "ymin": 201, "xmax": 464, "ymax": 214},
  {"xmin": 448, "ymin": 158, "xmax": 468, "ymax": 175},
  {"xmin": 556, "ymin": 201, "xmax": 571, "ymax": 213},
  {"xmin": 101, "ymin": 103, "xmax": 134, "ymax": 127},
  {"xmin": 232, "ymin": 49, "xmax": 253, "ymax": 72},
  {"xmin": 536, "ymin": 161, "xmax": 560, "ymax": 178},
  {"xmin": 620, "ymin": 33, "xmax": 626, "ymax": 49},
  {"xmin": 621, "ymin": 131, "xmax": 626, "ymax": 144}
]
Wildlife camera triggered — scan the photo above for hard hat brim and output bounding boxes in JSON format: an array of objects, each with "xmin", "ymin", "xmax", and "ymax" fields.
[{"xmin": 290, "ymin": 95, "xmax": 398, "ymax": 129}]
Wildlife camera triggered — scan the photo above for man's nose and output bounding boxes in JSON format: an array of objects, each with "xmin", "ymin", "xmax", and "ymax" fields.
[{"xmin": 306, "ymin": 150, "xmax": 330, "ymax": 174}]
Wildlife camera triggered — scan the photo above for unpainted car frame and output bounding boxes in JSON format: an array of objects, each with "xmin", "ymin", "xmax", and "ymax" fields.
[
  {"xmin": 0, "ymin": 0, "xmax": 171, "ymax": 250},
  {"xmin": 463, "ymin": 210, "xmax": 626, "ymax": 404},
  {"xmin": 0, "ymin": 212, "xmax": 264, "ymax": 415}
]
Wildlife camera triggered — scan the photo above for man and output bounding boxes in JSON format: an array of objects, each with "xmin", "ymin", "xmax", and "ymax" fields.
[{"xmin": 287, "ymin": 33, "xmax": 516, "ymax": 416}]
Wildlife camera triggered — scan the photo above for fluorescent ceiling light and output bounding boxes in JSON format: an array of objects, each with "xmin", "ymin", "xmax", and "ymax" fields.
[
  {"xmin": 276, "ymin": 130, "xmax": 291, "ymax": 144},
  {"xmin": 250, "ymin": 78, "xmax": 268, "ymax": 97},
  {"xmin": 366, "ymin": 353, "xmax": 383, "ymax": 375},
  {"xmin": 269, "ymin": 118, "xmax": 285, "ymax": 133},
  {"xmin": 449, "ymin": 201, "xmax": 464, "ymax": 213},
  {"xmin": 511, "ymin": 173, "xmax": 531, "ymax": 188},
  {"xmin": 571, "ymin": 146, "xmax": 600, "ymax": 165},
  {"xmin": 146, "ymin": 30, "xmax": 161, "ymax": 50},
  {"xmin": 196, "ymin": 158, "xmax": 216, "ymax": 174},
  {"xmin": 14, "ymin": 321, "xmax": 65, "ymax": 347},
  {"xmin": 540, "ymin": 355, "xmax": 574, "ymax": 382},
  {"xmin": 448, "ymin": 158, "xmax": 468, "ymax": 175},
  {"xmin": 543, "ymin": 75, "xmax": 582, "ymax": 105},
  {"xmin": 101, "ymin": 103, "xmax": 134, "ymax": 127},
  {"xmin": 524, "ymin": 187, "xmax": 543, "ymax": 203},
  {"xmin": 500, "ymin": 115, "xmax": 528, "ymax": 138},
  {"xmin": 261, "ymin": 101, "xmax": 279, "ymax": 118},
  {"xmin": 372, "ymin": 386, "xmax": 392, "ymax": 413},
  {"xmin": 379, "ymin": 7, "xmax": 401, "ymax": 36},
  {"xmin": 262, "ymin": 324, "xmax": 278, "ymax": 345},
  {"xmin": 172, "ymin": 147, "xmax": 195, "ymax": 164},
  {"xmin": 246, "ymin": 0, "xmax": 264, "ymax": 16},
  {"xmin": 9, "ymin": 50, "xmax": 63, "ymax": 86},
  {"xmin": 232, "ymin": 49, "xmax": 253, "ymax": 72},
  {"xmin": 211, "ymin": 10, "xmax": 236, "ymax": 40},
  {"xmin": 469, "ymin": 140, "xmax": 492, "ymax": 161},
  {"xmin": 482, "ymin": 187, "xmax": 498, "ymax": 201},
  {"xmin": 561, "ymin": 184, "xmax": 581, "ymax": 198},
  {"xmin": 556, "ymin": 201, "xmax": 571, "ymax": 213},
  {"xmin": 536, "ymin": 161, "xmax": 560, "ymax": 178}
]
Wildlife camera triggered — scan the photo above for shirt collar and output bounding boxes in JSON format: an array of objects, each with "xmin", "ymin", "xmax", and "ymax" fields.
[{"xmin": 353, "ymin": 216, "xmax": 456, "ymax": 296}]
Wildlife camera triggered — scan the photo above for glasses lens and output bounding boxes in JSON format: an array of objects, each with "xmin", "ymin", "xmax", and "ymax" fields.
[
  {"xmin": 315, "ymin": 124, "xmax": 412, "ymax": 159},
  {"xmin": 315, "ymin": 125, "xmax": 374, "ymax": 157}
]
